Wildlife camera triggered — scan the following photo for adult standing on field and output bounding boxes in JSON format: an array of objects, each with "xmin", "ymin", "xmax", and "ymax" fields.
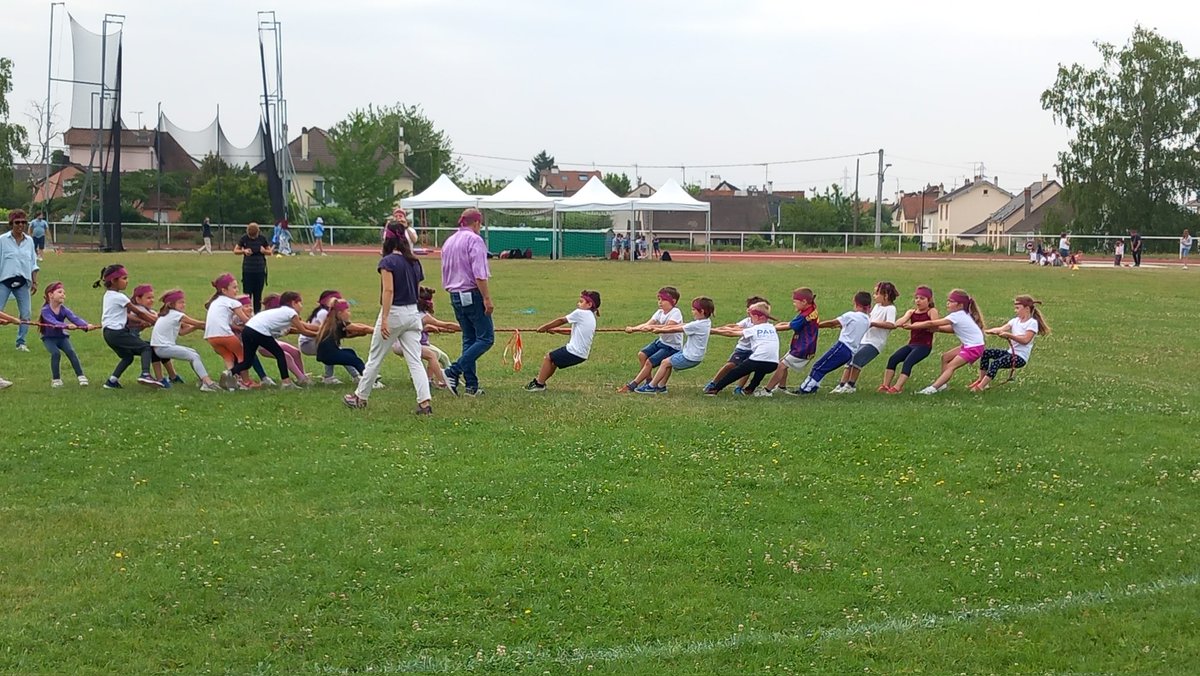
[
  {"xmin": 0, "ymin": 209, "xmax": 39, "ymax": 351},
  {"xmin": 234, "ymin": 222, "xmax": 273, "ymax": 312},
  {"xmin": 197, "ymin": 217, "xmax": 213, "ymax": 254},
  {"xmin": 440, "ymin": 207, "xmax": 494, "ymax": 397},
  {"xmin": 1180, "ymin": 229, "xmax": 1192, "ymax": 268},
  {"xmin": 29, "ymin": 211, "xmax": 48, "ymax": 261},
  {"xmin": 1129, "ymin": 228, "xmax": 1143, "ymax": 267}
]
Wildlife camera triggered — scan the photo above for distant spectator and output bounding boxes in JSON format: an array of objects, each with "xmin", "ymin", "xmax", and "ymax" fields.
[
  {"xmin": 277, "ymin": 218, "xmax": 293, "ymax": 256},
  {"xmin": 652, "ymin": 235, "xmax": 661, "ymax": 259},
  {"xmin": 1129, "ymin": 228, "xmax": 1142, "ymax": 267},
  {"xmin": 311, "ymin": 217, "xmax": 326, "ymax": 257},
  {"xmin": 1114, "ymin": 239, "xmax": 1125, "ymax": 266},
  {"xmin": 197, "ymin": 217, "xmax": 213, "ymax": 254},
  {"xmin": 1181, "ymin": 229, "xmax": 1192, "ymax": 268},
  {"xmin": 29, "ymin": 211, "xmax": 48, "ymax": 261},
  {"xmin": 1057, "ymin": 232, "xmax": 1070, "ymax": 259},
  {"xmin": 233, "ymin": 222, "xmax": 273, "ymax": 312},
  {"xmin": 0, "ymin": 209, "xmax": 39, "ymax": 351}
]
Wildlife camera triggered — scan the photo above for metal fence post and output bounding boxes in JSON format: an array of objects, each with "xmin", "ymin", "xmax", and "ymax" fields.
[{"xmin": 844, "ymin": 233, "xmax": 849, "ymax": 254}]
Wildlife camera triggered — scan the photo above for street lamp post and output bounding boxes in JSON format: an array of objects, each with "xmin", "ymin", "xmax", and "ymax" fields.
[{"xmin": 873, "ymin": 148, "xmax": 892, "ymax": 248}]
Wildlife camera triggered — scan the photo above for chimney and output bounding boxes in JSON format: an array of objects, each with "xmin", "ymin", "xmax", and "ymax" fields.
[
  {"xmin": 710, "ymin": 174, "xmax": 722, "ymax": 190},
  {"xmin": 550, "ymin": 165, "xmax": 560, "ymax": 174},
  {"xmin": 1042, "ymin": 173, "xmax": 1048, "ymax": 188},
  {"xmin": 1023, "ymin": 187, "xmax": 1032, "ymax": 222},
  {"xmin": 300, "ymin": 127, "xmax": 309, "ymax": 161}
]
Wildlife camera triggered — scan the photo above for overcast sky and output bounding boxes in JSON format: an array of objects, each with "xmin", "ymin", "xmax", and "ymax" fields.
[{"xmin": 4, "ymin": 0, "xmax": 1199, "ymax": 198}]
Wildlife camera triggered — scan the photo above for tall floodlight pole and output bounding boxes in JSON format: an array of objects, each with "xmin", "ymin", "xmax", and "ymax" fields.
[
  {"xmin": 43, "ymin": 3, "xmax": 64, "ymax": 213},
  {"xmin": 873, "ymin": 149, "xmax": 890, "ymax": 248}
]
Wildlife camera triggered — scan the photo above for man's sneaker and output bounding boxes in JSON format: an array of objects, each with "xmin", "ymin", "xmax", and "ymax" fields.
[
  {"xmin": 171, "ymin": 375, "xmax": 185, "ymax": 384},
  {"xmin": 464, "ymin": 387, "xmax": 485, "ymax": 397},
  {"xmin": 343, "ymin": 393, "xmax": 367, "ymax": 409},
  {"xmin": 635, "ymin": 383, "xmax": 659, "ymax": 394},
  {"xmin": 15, "ymin": 344, "xmax": 29, "ymax": 352},
  {"xmin": 199, "ymin": 382, "xmax": 223, "ymax": 393},
  {"xmin": 445, "ymin": 371, "xmax": 460, "ymax": 396},
  {"xmin": 321, "ymin": 376, "xmax": 342, "ymax": 385},
  {"xmin": 51, "ymin": 379, "xmax": 63, "ymax": 388},
  {"xmin": 415, "ymin": 403, "xmax": 433, "ymax": 415},
  {"xmin": 160, "ymin": 378, "xmax": 172, "ymax": 389},
  {"xmin": 78, "ymin": 375, "xmax": 89, "ymax": 386},
  {"xmin": 752, "ymin": 388, "xmax": 773, "ymax": 397},
  {"xmin": 524, "ymin": 379, "xmax": 546, "ymax": 392},
  {"xmin": 917, "ymin": 385, "xmax": 941, "ymax": 395},
  {"xmin": 261, "ymin": 376, "xmax": 278, "ymax": 387},
  {"xmin": 733, "ymin": 386, "xmax": 745, "ymax": 396},
  {"xmin": 103, "ymin": 378, "xmax": 122, "ymax": 389},
  {"xmin": 280, "ymin": 381, "xmax": 302, "ymax": 390},
  {"xmin": 137, "ymin": 375, "xmax": 163, "ymax": 388}
]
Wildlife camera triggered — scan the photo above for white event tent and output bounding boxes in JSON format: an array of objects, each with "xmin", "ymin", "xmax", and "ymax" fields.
[
  {"xmin": 555, "ymin": 177, "xmax": 636, "ymax": 260},
  {"xmin": 477, "ymin": 177, "xmax": 561, "ymax": 257},
  {"xmin": 400, "ymin": 174, "xmax": 478, "ymax": 209},
  {"xmin": 633, "ymin": 178, "xmax": 712, "ymax": 262}
]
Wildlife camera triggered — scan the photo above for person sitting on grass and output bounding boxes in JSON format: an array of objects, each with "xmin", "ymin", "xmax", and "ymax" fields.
[{"xmin": 524, "ymin": 290, "xmax": 600, "ymax": 392}]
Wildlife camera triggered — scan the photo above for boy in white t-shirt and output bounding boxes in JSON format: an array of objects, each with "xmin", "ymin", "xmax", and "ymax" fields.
[
  {"xmin": 618, "ymin": 286, "xmax": 683, "ymax": 392},
  {"xmin": 793, "ymin": 291, "xmax": 872, "ymax": 395},
  {"xmin": 832, "ymin": 281, "xmax": 898, "ymax": 394},
  {"xmin": 638, "ymin": 296, "xmax": 714, "ymax": 393},
  {"xmin": 703, "ymin": 295, "xmax": 768, "ymax": 394},
  {"xmin": 706, "ymin": 302, "xmax": 780, "ymax": 396},
  {"xmin": 525, "ymin": 290, "xmax": 601, "ymax": 392}
]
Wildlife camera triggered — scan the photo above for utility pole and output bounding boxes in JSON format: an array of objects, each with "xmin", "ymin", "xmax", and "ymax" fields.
[
  {"xmin": 874, "ymin": 149, "xmax": 888, "ymax": 248},
  {"xmin": 853, "ymin": 158, "xmax": 860, "ymax": 235}
]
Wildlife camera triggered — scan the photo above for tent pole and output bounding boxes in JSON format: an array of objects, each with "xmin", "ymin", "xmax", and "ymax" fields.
[{"xmin": 705, "ymin": 211, "xmax": 711, "ymax": 263}]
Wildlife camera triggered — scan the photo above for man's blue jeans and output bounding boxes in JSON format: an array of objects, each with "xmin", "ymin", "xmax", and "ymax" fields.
[
  {"xmin": 0, "ymin": 284, "xmax": 32, "ymax": 346},
  {"xmin": 447, "ymin": 289, "xmax": 495, "ymax": 390}
]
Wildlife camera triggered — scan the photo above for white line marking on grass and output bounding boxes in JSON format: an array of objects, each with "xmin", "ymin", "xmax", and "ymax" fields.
[{"xmin": 316, "ymin": 573, "xmax": 1198, "ymax": 673}]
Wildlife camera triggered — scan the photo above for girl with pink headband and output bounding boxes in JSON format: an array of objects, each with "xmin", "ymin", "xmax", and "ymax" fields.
[
  {"xmin": 905, "ymin": 288, "xmax": 986, "ymax": 395},
  {"xmin": 878, "ymin": 285, "xmax": 940, "ymax": 394},
  {"xmin": 38, "ymin": 281, "xmax": 98, "ymax": 388},
  {"xmin": 151, "ymin": 290, "xmax": 223, "ymax": 392},
  {"xmin": 204, "ymin": 273, "xmax": 257, "ymax": 389},
  {"xmin": 128, "ymin": 284, "xmax": 183, "ymax": 387},
  {"xmin": 91, "ymin": 264, "xmax": 162, "ymax": 389}
]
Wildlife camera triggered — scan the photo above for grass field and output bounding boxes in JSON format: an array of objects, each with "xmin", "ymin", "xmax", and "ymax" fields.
[{"xmin": 1, "ymin": 252, "xmax": 1197, "ymax": 673}]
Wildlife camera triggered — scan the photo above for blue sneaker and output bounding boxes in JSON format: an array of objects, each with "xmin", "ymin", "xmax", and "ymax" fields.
[
  {"xmin": 171, "ymin": 375, "xmax": 185, "ymax": 384},
  {"xmin": 160, "ymin": 378, "xmax": 172, "ymax": 389},
  {"xmin": 733, "ymin": 386, "xmax": 745, "ymax": 396},
  {"xmin": 445, "ymin": 370, "xmax": 460, "ymax": 397},
  {"xmin": 657, "ymin": 386, "xmax": 668, "ymax": 394},
  {"xmin": 635, "ymin": 383, "xmax": 658, "ymax": 394},
  {"xmin": 103, "ymin": 378, "xmax": 122, "ymax": 389}
]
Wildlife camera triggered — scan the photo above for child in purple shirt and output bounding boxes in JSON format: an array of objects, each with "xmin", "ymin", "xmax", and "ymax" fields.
[{"xmin": 39, "ymin": 281, "xmax": 97, "ymax": 387}]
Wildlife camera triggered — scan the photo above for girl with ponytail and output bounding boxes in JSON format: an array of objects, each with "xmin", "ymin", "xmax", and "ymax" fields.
[
  {"xmin": 970, "ymin": 295, "xmax": 1051, "ymax": 391},
  {"xmin": 904, "ymin": 288, "xmax": 986, "ymax": 395}
]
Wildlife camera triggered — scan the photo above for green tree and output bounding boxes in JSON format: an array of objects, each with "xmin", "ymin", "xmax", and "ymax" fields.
[
  {"xmin": 602, "ymin": 172, "xmax": 632, "ymax": 196},
  {"xmin": 318, "ymin": 109, "xmax": 401, "ymax": 225},
  {"xmin": 1042, "ymin": 26, "xmax": 1200, "ymax": 235},
  {"xmin": 527, "ymin": 150, "xmax": 555, "ymax": 186},
  {"xmin": 181, "ymin": 163, "xmax": 271, "ymax": 225},
  {"xmin": 1, "ymin": 57, "xmax": 32, "ymax": 208},
  {"xmin": 779, "ymin": 185, "xmax": 856, "ymax": 243},
  {"xmin": 462, "ymin": 176, "xmax": 505, "ymax": 196}
]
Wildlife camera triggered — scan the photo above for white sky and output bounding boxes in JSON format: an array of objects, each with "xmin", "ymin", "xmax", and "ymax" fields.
[{"xmin": 4, "ymin": 0, "xmax": 1199, "ymax": 197}]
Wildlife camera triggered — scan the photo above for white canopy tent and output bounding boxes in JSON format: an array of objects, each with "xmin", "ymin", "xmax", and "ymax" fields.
[
  {"xmin": 633, "ymin": 178, "xmax": 712, "ymax": 262},
  {"xmin": 400, "ymin": 174, "xmax": 478, "ymax": 209},
  {"xmin": 477, "ymin": 177, "xmax": 561, "ymax": 257},
  {"xmin": 555, "ymin": 177, "xmax": 637, "ymax": 260}
]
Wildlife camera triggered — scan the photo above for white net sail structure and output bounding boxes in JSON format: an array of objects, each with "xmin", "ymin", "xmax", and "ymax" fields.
[
  {"xmin": 160, "ymin": 114, "xmax": 265, "ymax": 168},
  {"xmin": 69, "ymin": 15, "xmax": 122, "ymax": 129}
]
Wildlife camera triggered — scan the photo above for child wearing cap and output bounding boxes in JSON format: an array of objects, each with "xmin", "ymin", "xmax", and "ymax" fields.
[
  {"xmin": 617, "ymin": 286, "xmax": 683, "ymax": 393},
  {"xmin": 879, "ymin": 285, "xmax": 940, "ymax": 394},
  {"xmin": 763, "ymin": 288, "xmax": 819, "ymax": 393},
  {"xmin": 832, "ymin": 281, "xmax": 899, "ymax": 394},
  {"xmin": 525, "ymin": 290, "xmax": 601, "ymax": 392},
  {"xmin": 705, "ymin": 301, "xmax": 779, "ymax": 396},
  {"xmin": 792, "ymin": 291, "xmax": 872, "ymax": 395},
  {"xmin": 38, "ymin": 281, "xmax": 98, "ymax": 387},
  {"xmin": 905, "ymin": 288, "xmax": 986, "ymax": 395},
  {"xmin": 970, "ymin": 295, "xmax": 1050, "ymax": 392},
  {"xmin": 151, "ymin": 289, "xmax": 223, "ymax": 392},
  {"xmin": 638, "ymin": 296, "xmax": 714, "ymax": 393},
  {"xmin": 703, "ymin": 295, "xmax": 768, "ymax": 394},
  {"xmin": 92, "ymin": 264, "xmax": 161, "ymax": 388},
  {"xmin": 204, "ymin": 273, "xmax": 257, "ymax": 389}
]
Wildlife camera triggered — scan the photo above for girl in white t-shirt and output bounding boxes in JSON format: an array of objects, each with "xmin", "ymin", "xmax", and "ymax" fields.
[
  {"xmin": 971, "ymin": 295, "xmax": 1051, "ymax": 391},
  {"xmin": 228, "ymin": 291, "xmax": 317, "ymax": 389},
  {"xmin": 152, "ymin": 289, "xmax": 222, "ymax": 392},
  {"xmin": 91, "ymin": 264, "xmax": 162, "ymax": 388},
  {"xmin": 905, "ymin": 288, "xmax": 986, "ymax": 395},
  {"xmin": 204, "ymin": 273, "xmax": 255, "ymax": 387},
  {"xmin": 524, "ymin": 290, "xmax": 601, "ymax": 392},
  {"xmin": 833, "ymin": 281, "xmax": 898, "ymax": 394},
  {"xmin": 640, "ymin": 296, "xmax": 714, "ymax": 393}
]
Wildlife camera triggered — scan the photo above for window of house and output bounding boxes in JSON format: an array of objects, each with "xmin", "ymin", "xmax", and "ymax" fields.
[
  {"xmin": 385, "ymin": 183, "xmax": 395, "ymax": 198},
  {"xmin": 984, "ymin": 189, "xmax": 989, "ymax": 195},
  {"xmin": 578, "ymin": 174, "xmax": 588, "ymax": 182},
  {"xmin": 314, "ymin": 179, "xmax": 326, "ymax": 201}
]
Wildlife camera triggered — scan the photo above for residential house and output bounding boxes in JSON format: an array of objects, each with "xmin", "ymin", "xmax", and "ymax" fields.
[
  {"xmin": 933, "ymin": 176, "xmax": 1013, "ymax": 244},
  {"xmin": 893, "ymin": 185, "xmax": 943, "ymax": 235},
  {"xmin": 63, "ymin": 127, "xmax": 197, "ymax": 174},
  {"xmin": 254, "ymin": 126, "xmax": 418, "ymax": 210},
  {"xmin": 538, "ymin": 167, "xmax": 601, "ymax": 197},
  {"xmin": 963, "ymin": 176, "xmax": 1063, "ymax": 246}
]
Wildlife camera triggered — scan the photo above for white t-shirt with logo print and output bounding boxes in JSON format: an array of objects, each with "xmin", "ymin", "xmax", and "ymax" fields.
[{"xmin": 742, "ymin": 322, "xmax": 780, "ymax": 362}]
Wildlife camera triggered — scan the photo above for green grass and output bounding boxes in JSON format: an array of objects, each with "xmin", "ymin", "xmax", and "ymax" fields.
[{"xmin": 1, "ymin": 253, "xmax": 1197, "ymax": 673}]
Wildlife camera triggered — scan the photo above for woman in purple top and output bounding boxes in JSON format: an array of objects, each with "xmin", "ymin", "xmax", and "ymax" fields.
[
  {"xmin": 344, "ymin": 220, "xmax": 432, "ymax": 414},
  {"xmin": 39, "ymin": 281, "xmax": 97, "ymax": 387}
]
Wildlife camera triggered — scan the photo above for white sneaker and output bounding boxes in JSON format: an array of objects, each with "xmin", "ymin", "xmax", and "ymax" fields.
[
  {"xmin": 830, "ymin": 384, "xmax": 846, "ymax": 394},
  {"xmin": 261, "ymin": 377, "xmax": 278, "ymax": 387},
  {"xmin": 78, "ymin": 375, "xmax": 89, "ymax": 386},
  {"xmin": 372, "ymin": 379, "xmax": 385, "ymax": 389},
  {"xmin": 15, "ymin": 344, "xmax": 29, "ymax": 352},
  {"xmin": 309, "ymin": 251, "xmax": 315, "ymax": 256},
  {"xmin": 199, "ymin": 382, "xmax": 222, "ymax": 393},
  {"xmin": 752, "ymin": 388, "xmax": 773, "ymax": 397},
  {"xmin": 842, "ymin": 385, "xmax": 857, "ymax": 395},
  {"xmin": 321, "ymin": 376, "xmax": 342, "ymax": 385},
  {"xmin": 51, "ymin": 379, "xmax": 63, "ymax": 388},
  {"xmin": 218, "ymin": 370, "xmax": 236, "ymax": 390},
  {"xmin": 917, "ymin": 386, "xmax": 940, "ymax": 395},
  {"xmin": 0, "ymin": 377, "xmax": 12, "ymax": 389}
]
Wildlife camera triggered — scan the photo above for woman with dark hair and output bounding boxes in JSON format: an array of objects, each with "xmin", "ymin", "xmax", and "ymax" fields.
[
  {"xmin": 344, "ymin": 220, "xmax": 432, "ymax": 414},
  {"xmin": 233, "ymin": 222, "xmax": 273, "ymax": 312}
]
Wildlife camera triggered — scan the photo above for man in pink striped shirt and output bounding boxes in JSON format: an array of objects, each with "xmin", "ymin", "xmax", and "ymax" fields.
[{"xmin": 440, "ymin": 208, "xmax": 494, "ymax": 396}]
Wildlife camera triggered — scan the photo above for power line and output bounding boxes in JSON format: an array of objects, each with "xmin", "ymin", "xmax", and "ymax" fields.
[{"xmin": 453, "ymin": 150, "xmax": 877, "ymax": 171}]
